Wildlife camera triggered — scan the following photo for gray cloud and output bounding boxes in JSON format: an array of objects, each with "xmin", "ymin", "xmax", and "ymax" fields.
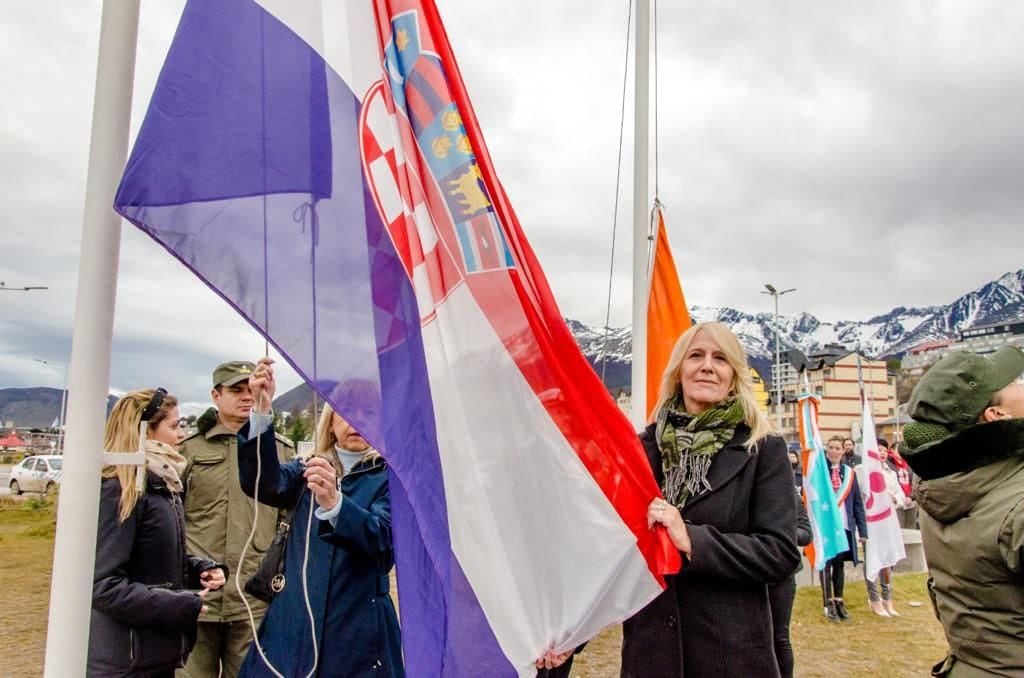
[{"xmin": 2, "ymin": 1, "xmax": 1023, "ymax": 403}]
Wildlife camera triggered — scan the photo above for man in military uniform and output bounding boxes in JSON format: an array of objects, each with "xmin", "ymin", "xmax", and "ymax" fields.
[
  {"xmin": 903, "ymin": 346, "xmax": 1024, "ymax": 676},
  {"xmin": 179, "ymin": 361, "xmax": 294, "ymax": 678}
]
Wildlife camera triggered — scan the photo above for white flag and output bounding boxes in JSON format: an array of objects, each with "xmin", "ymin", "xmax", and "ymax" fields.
[{"xmin": 859, "ymin": 400, "xmax": 906, "ymax": 582}]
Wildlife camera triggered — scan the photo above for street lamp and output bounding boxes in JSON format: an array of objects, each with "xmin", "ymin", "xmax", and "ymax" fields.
[
  {"xmin": 34, "ymin": 358, "xmax": 68, "ymax": 454},
  {"xmin": 1, "ymin": 281, "xmax": 48, "ymax": 292},
  {"xmin": 761, "ymin": 284, "xmax": 797, "ymax": 432}
]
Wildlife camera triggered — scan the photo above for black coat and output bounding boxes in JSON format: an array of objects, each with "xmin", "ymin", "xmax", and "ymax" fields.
[
  {"xmin": 88, "ymin": 475, "xmax": 220, "ymax": 677},
  {"xmin": 621, "ymin": 424, "xmax": 801, "ymax": 678}
]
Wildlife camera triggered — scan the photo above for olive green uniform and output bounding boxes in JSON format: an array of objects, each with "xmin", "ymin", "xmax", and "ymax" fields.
[{"xmin": 178, "ymin": 410, "xmax": 293, "ymax": 678}]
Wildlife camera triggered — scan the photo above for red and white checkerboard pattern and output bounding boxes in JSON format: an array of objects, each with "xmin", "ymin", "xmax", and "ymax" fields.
[{"xmin": 359, "ymin": 80, "xmax": 464, "ymax": 323}]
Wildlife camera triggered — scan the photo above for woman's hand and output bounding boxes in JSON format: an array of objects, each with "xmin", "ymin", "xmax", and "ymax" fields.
[
  {"xmin": 648, "ymin": 498, "xmax": 691, "ymax": 556},
  {"xmin": 535, "ymin": 649, "xmax": 573, "ymax": 670},
  {"xmin": 304, "ymin": 456, "xmax": 339, "ymax": 511},
  {"xmin": 199, "ymin": 567, "xmax": 226, "ymax": 591},
  {"xmin": 249, "ymin": 357, "xmax": 276, "ymax": 414}
]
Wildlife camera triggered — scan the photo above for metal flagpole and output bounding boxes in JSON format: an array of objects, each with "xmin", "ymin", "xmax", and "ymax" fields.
[
  {"xmin": 761, "ymin": 284, "xmax": 796, "ymax": 432},
  {"xmin": 630, "ymin": 0, "xmax": 650, "ymax": 429},
  {"xmin": 43, "ymin": 2, "xmax": 139, "ymax": 674}
]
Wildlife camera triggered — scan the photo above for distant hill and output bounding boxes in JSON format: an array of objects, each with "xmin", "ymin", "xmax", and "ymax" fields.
[
  {"xmin": 0, "ymin": 387, "xmax": 118, "ymax": 429},
  {"xmin": 273, "ymin": 382, "xmax": 316, "ymax": 415}
]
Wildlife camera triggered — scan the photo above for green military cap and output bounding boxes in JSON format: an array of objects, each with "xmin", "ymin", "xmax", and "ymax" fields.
[
  {"xmin": 212, "ymin": 360, "xmax": 256, "ymax": 388},
  {"xmin": 908, "ymin": 345, "xmax": 1024, "ymax": 435}
]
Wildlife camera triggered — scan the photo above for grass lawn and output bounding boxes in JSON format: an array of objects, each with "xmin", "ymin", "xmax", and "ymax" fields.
[
  {"xmin": 4, "ymin": 497, "xmax": 947, "ymax": 677},
  {"xmin": 1, "ymin": 496, "xmax": 57, "ymax": 678}
]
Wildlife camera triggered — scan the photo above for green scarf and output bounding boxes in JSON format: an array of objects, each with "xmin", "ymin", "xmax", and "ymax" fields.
[{"xmin": 657, "ymin": 395, "xmax": 745, "ymax": 507}]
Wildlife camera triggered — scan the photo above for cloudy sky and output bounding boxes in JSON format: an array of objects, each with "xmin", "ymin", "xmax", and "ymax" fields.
[{"xmin": 2, "ymin": 0, "xmax": 1022, "ymax": 407}]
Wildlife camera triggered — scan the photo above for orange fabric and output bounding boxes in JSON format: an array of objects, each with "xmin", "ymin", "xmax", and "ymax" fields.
[{"xmin": 645, "ymin": 208, "xmax": 691, "ymax": 420}]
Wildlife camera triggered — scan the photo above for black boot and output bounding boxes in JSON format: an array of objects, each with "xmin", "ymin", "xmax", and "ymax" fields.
[
  {"xmin": 825, "ymin": 600, "xmax": 840, "ymax": 622},
  {"xmin": 835, "ymin": 599, "xmax": 851, "ymax": 621}
]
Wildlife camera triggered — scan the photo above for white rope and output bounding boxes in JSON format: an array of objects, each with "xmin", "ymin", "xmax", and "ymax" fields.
[{"xmin": 236, "ymin": 388, "xmax": 320, "ymax": 677}]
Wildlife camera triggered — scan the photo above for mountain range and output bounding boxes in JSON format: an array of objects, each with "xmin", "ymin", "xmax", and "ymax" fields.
[
  {"xmin": 272, "ymin": 268, "xmax": 1024, "ymax": 407},
  {"xmin": 5, "ymin": 269, "xmax": 1021, "ymax": 422},
  {"xmin": 575, "ymin": 268, "xmax": 1024, "ymax": 392},
  {"xmin": 0, "ymin": 388, "xmax": 117, "ymax": 431}
]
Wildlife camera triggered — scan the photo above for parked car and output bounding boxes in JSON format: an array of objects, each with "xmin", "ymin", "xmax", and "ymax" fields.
[{"xmin": 9, "ymin": 455, "xmax": 63, "ymax": 495}]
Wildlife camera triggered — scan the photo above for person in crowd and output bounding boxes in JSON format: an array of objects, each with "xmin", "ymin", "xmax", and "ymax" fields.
[
  {"xmin": 842, "ymin": 437, "xmax": 861, "ymax": 466},
  {"xmin": 600, "ymin": 321, "xmax": 800, "ymax": 677},
  {"xmin": 236, "ymin": 358, "xmax": 403, "ymax": 677},
  {"xmin": 887, "ymin": 441, "xmax": 918, "ymax": 529},
  {"xmin": 178, "ymin": 361, "xmax": 293, "ymax": 678},
  {"xmin": 788, "ymin": 449, "xmax": 803, "ymax": 488},
  {"xmin": 821, "ymin": 436, "xmax": 867, "ymax": 622},
  {"xmin": 768, "ymin": 490, "xmax": 812, "ymax": 678},
  {"xmin": 902, "ymin": 346, "xmax": 1024, "ymax": 676},
  {"xmin": 856, "ymin": 437, "xmax": 909, "ymax": 617},
  {"xmin": 90, "ymin": 389, "xmax": 227, "ymax": 677}
]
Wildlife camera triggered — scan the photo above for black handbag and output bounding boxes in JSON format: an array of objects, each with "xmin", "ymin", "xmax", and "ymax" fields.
[{"xmin": 244, "ymin": 510, "xmax": 293, "ymax": 603}]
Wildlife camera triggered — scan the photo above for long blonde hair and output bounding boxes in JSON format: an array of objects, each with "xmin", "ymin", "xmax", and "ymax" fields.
[
  {"xmin": 103, "ymin": 389, "xmax": 178, "ymax": 522},
  {"xmin": 314, "ymin": 404, "xmax": 381, "ymax": 467},
  {"xmin": 652, "ymin": 321, "xmax": 774, "ymax": 448}
]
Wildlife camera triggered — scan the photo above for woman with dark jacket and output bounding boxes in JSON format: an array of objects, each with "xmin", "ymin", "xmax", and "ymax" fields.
[
  {"xmin": 236, "ymin": 359, "xmax": 403, "ymax": 678},
  {"xmin": 89, "ymin": 389, "xmax": 226, "ymax": 677},
  {"xmin": 617, "ymin": 322, "xmax": 801, "ymax": 678},
  {"xmin": 821, "ymin": 435, "xmax": 867, "ymax": 622},
  {"xmin": 768, "ymin": 490, "xmax": 813, "ymax": 678}
]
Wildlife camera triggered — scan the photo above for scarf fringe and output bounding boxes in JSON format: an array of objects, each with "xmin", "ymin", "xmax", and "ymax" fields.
[{"xmin": 663, "ymin": 453, "xmax": 715, "ymax": 508}]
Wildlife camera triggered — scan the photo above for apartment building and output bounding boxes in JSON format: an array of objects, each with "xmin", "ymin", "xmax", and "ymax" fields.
[{"xmin": 770, "ymin": 347, "xmax": 897, "ymax": 441}]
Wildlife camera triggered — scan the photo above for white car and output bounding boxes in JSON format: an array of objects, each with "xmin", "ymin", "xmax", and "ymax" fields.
[{"xmin": 9, "ymin": 455, "xmax": 63, "ymax": 495}]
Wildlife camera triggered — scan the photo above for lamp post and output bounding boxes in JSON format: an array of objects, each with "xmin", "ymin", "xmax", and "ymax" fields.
[
  {"xmin": 34, "ymin": 359, "xmax": 69, "ymax": 453},
  {"xmin": 761, "ymin": 284, "xmax": 796, "ymax": 432},
  {"xmin": 0, "ymin": 281, "xmax": 49, "ymax": 292}
]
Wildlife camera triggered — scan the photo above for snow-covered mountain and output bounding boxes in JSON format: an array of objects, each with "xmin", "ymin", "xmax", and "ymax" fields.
[{"xmin": 574, "ymin": 268, "xmax": 1024, "ymax": 391}]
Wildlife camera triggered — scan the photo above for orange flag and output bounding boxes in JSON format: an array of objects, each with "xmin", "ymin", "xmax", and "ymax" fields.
[{"xmin": 646, "ymin": 206, "xmax": 691, "ymax": 420}]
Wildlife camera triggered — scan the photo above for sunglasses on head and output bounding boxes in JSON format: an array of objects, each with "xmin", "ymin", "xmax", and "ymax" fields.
[{"xmin": 141, "ymin": 388, "xmax": 168, "ymax": 422}]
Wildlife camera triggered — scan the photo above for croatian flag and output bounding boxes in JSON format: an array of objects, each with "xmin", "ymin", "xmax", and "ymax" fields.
[
  {"xmin": 114, "ymin": 0, "xmax": 677, "ymax": 675},
  {"xmin": 858, "ymin": 401, "xmax": 906, "ymax": 582},
  {"xmin": 796, "ymin": 390, "xmax": 848, "ymax": 569}
]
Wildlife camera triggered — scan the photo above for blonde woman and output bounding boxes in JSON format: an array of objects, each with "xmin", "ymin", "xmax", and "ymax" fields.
[
  {"xmin": 236, "ymin": 359, "xmax": 403, "ymax": 677},
  {"xmin": 620, "ymin": 322, "xmax": 800, "ymax": 678},
  {"xmin": 89, "ymin": 388, "xmax": 226, "ymax": 677}
]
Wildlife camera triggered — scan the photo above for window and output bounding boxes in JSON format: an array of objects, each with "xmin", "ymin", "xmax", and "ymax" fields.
[
  {"xmin": 20, "ymin": 458, "xmax": 35, "ymax": 470},
  {"xmin": 32, "ymin": 459, "xmax": 45, "ymax": 471},
  {"xmin": 48, "ymin": 458, "xmax": 62, "ymax": 470}
]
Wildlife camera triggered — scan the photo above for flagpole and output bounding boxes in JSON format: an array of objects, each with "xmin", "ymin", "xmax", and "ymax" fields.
[
  {"xmin": 44, "ymin": 2, "xmax": 139, "ymax": 675},
  {"xmin": 630, "ymin": 0, "xmax": 650, "ymax": 429}
]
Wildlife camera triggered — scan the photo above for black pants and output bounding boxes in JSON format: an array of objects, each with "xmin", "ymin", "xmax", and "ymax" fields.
[
  {"xmin": 768, "ymin": 576, "xmax": 797, "ymax": 678},
  {"xmin": 821, "ymin": 555, "xmax": 845, "ymax": 601}
]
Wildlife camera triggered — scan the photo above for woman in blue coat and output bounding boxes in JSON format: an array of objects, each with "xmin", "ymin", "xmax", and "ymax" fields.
[
  {"xmin": 821, "ymin": 436, "xmax": 867, "ymax": 622},
  {"xmin": 237, "ymin": 359, "xmax": 403, "ymax": 677}
]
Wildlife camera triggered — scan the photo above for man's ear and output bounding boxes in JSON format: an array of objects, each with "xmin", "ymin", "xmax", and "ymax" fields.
[{"xmin": 980, "ymin": 405, "xmax": 1006, "ymax": 423}]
